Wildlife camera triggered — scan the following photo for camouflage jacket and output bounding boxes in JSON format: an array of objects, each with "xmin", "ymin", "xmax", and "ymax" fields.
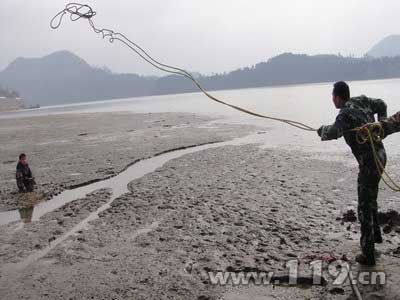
[{"xmin": 318, "ymin": 95, "xmax": 387, "ymax": 158}]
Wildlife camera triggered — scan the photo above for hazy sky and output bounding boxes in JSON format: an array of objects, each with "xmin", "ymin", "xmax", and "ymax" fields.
[{"xmin": 1, "ymin": 0, "xmax": 399, "ymax": 75}]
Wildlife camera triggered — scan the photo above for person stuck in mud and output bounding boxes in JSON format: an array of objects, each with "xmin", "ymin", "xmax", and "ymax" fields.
[
  {"xmin": 317, "ymin": 81, "xmax": 387, "ymax": 265},
  {"xmin": 16, "ymin": 153, "xmax": 36, "ymax": 193}
]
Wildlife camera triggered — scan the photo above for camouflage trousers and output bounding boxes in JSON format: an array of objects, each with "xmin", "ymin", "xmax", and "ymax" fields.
[{"xmin": 356, "ymin": 148, "xmax": 386, "ymax": 259}]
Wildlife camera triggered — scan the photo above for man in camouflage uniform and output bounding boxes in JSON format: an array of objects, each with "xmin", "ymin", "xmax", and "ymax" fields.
[{"xmin": 317, "ymin": 81, "xmax": 387, "ymax": 265}]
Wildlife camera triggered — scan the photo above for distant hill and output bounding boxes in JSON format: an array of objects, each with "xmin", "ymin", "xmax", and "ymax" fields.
[
  {"xmin": 366, "ymin": 35, "xmax": 400, "ymax": 58},
  {"xmin": 0, "ymin": 51, "xmax": 155, "ymax": 106},
  {"xmin": 2, "ymin": 50, "xmax": 400, "ymax": 106},
  {"xmin": 0, "ymin": 87, "xmax": 19, "ymax": 99}
]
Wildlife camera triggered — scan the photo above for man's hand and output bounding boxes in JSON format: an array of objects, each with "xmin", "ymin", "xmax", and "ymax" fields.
[
  {"xmin": 391, "ymin": 111, "xmax": 400, "ymax": 123},
  {"xmin": 381, "ymin": 111, "xmax": 400, "ymax": 138},
  {"xmin": 317, "ymin": 126, "xmax": 323, "ymax": 137}
]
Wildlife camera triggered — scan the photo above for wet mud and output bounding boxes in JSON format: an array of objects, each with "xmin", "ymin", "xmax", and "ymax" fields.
[{"xmin": 1, "ymin": 112, "xmax": 400, "ymax": 299}]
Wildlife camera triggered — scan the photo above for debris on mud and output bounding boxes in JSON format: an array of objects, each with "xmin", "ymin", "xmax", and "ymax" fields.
[
  {"xmin": 378, "ymin": 210, "xmax": 400, "ymax": 234},
  {"xmin": 338, "ymin": 209, "xmax": 357, "ymax": 223}
]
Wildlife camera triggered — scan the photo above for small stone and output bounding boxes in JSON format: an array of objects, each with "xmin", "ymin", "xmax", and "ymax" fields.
[
  {"xmin": 329, "ymin": 287, "xmax": 345, "ymax": 295},
  {"xmin": 383, "ymin": 224, "xmax": 393, "ymax": 234},
  {"xmin": 184, "ymin": 262, "xmax": 193, "ymax": 273}
]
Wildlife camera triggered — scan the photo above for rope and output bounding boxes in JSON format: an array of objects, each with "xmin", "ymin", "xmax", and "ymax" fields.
[
  {"xmin": 50, "ymin": 3, "xmax": 316, "ymax": 132},
  {"xmin": 354, "ymin": 123, "xmax": 400, "ymax": 192},
  {"xmin": 347, "ymin": 269, "xmax": 363, "ymax": 300},
  {"xmin": 50, "ymin": 3, "xmax": 400, "ymax": 192}
]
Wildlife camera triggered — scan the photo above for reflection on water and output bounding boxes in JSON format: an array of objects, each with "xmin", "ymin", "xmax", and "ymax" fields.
[
  {"xmin": 18, "ymin": 206, "xmax": 33, "ymax": 224},
  {"xmin": 0, "ymin": 192, "xmax": 45, "ymax": 225}
]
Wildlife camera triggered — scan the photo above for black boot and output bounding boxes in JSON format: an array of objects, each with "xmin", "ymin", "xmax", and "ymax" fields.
[
  {"xmin": 355, "ymin": 253, "xmax": 376, "ymax": 266},
  {"xmin": 374, "ymin": 227, "xmax": 383, "ymax": 244}
]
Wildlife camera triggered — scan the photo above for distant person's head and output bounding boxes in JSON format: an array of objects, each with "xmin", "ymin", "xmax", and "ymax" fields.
[
  {"xmin": 19, "ymin": 153, "xmax": 27, "ymax": 165},
  {"xmin": 332, "ymin": 81, "xmax": 350, "ymax": 109}
]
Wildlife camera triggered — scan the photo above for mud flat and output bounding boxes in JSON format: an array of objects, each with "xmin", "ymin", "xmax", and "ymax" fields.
[
  {"xmin": 0, "ymin": 111, "xmax": 400, "ymax": 299},
  {"xmin": 0, "ymin": 112, "xmax": 254, "ymax": 210}
]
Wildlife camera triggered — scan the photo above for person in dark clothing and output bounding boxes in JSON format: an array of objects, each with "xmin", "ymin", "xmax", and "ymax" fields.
[
  {"xmin": 16, "ymin": 153, "xmax": 35, "ymax": 193},
  {"xmin": 317, "ymin": 81, "xmax": 387, "ymax": 266}
]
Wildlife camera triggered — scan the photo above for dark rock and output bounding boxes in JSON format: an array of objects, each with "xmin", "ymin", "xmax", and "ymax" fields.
[
  {"xmin": 329, "ymin": 287, "xmax": 345, "ymax": 295},
  {"xmin": 341, "ymin": 210, "xmax": 357, "ymax": 222},
  {"xmin": 383, "ymin": 224, "xmax": 393, "ymax": 234},
  {"xmin": 378, "ymin": 210, "xmax": 400, "ymax": 227}
]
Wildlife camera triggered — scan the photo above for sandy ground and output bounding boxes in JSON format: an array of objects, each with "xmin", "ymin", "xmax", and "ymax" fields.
[{"xmin": 0, "ymin": 111, "xmax": 400, "ymax": 299}]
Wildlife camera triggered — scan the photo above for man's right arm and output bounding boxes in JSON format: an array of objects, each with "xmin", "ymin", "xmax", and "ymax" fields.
[
  {"xmin": 318, "ymin": 112, "xmax": 351, "ymax": 141},
  {"xmin": 381, "ymin": 111, "xmax": 400, "ymax": 137},
  {"xmin": 369, "ymin": 98, "xmax": 387, "ymax": 121}
]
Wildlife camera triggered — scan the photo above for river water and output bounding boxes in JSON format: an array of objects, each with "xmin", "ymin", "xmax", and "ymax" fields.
[{"xmin": 1, "ymin": 78, "xmax": 400, "ymax": 155}]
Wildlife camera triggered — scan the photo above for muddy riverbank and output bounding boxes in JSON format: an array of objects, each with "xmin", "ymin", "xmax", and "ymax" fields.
[
  {"xmin": 0, "ymin": 111, "xmax": 400, "ymax": 299},
  {"xmin": 0, "ymin": 112, "xmax": 254, "ymax": 211}
]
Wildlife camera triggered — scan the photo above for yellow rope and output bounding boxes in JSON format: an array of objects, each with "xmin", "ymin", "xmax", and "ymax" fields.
[
  {"xmin": 189, "ymin": 79, "xmax": 317, "ymax": 131},
  {"xmin": 354, "ymin": 123, "xmax": 400, "ymax": 192},
  {"xmin": 50, "ymin": 3, "xmax": 400, "ymax": 191},
  {"xmin": 50, "ymin": 3, "xmax": 317, "ymax": 132}
]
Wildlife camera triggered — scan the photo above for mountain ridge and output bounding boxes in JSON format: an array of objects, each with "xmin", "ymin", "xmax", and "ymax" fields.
[
  {"xmin": 2, "ymin": 50, "xmax": 400, "ymax": 106},
  {"xmin": 366, "ymin": 35, "xmax": 400, "ymax": 58}
]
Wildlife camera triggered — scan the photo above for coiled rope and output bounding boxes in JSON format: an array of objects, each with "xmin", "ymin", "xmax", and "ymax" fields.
[
  {"xmin": 50, "ymin": 3, "xmax": 316, "ymax": 132},
  {"xmin": 50, "ymin": 3, "xmax": 399, "ymax": 193},
  {"xmin": 355, "ymin": 123, "xmax": 400, "ymax": 192}
]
